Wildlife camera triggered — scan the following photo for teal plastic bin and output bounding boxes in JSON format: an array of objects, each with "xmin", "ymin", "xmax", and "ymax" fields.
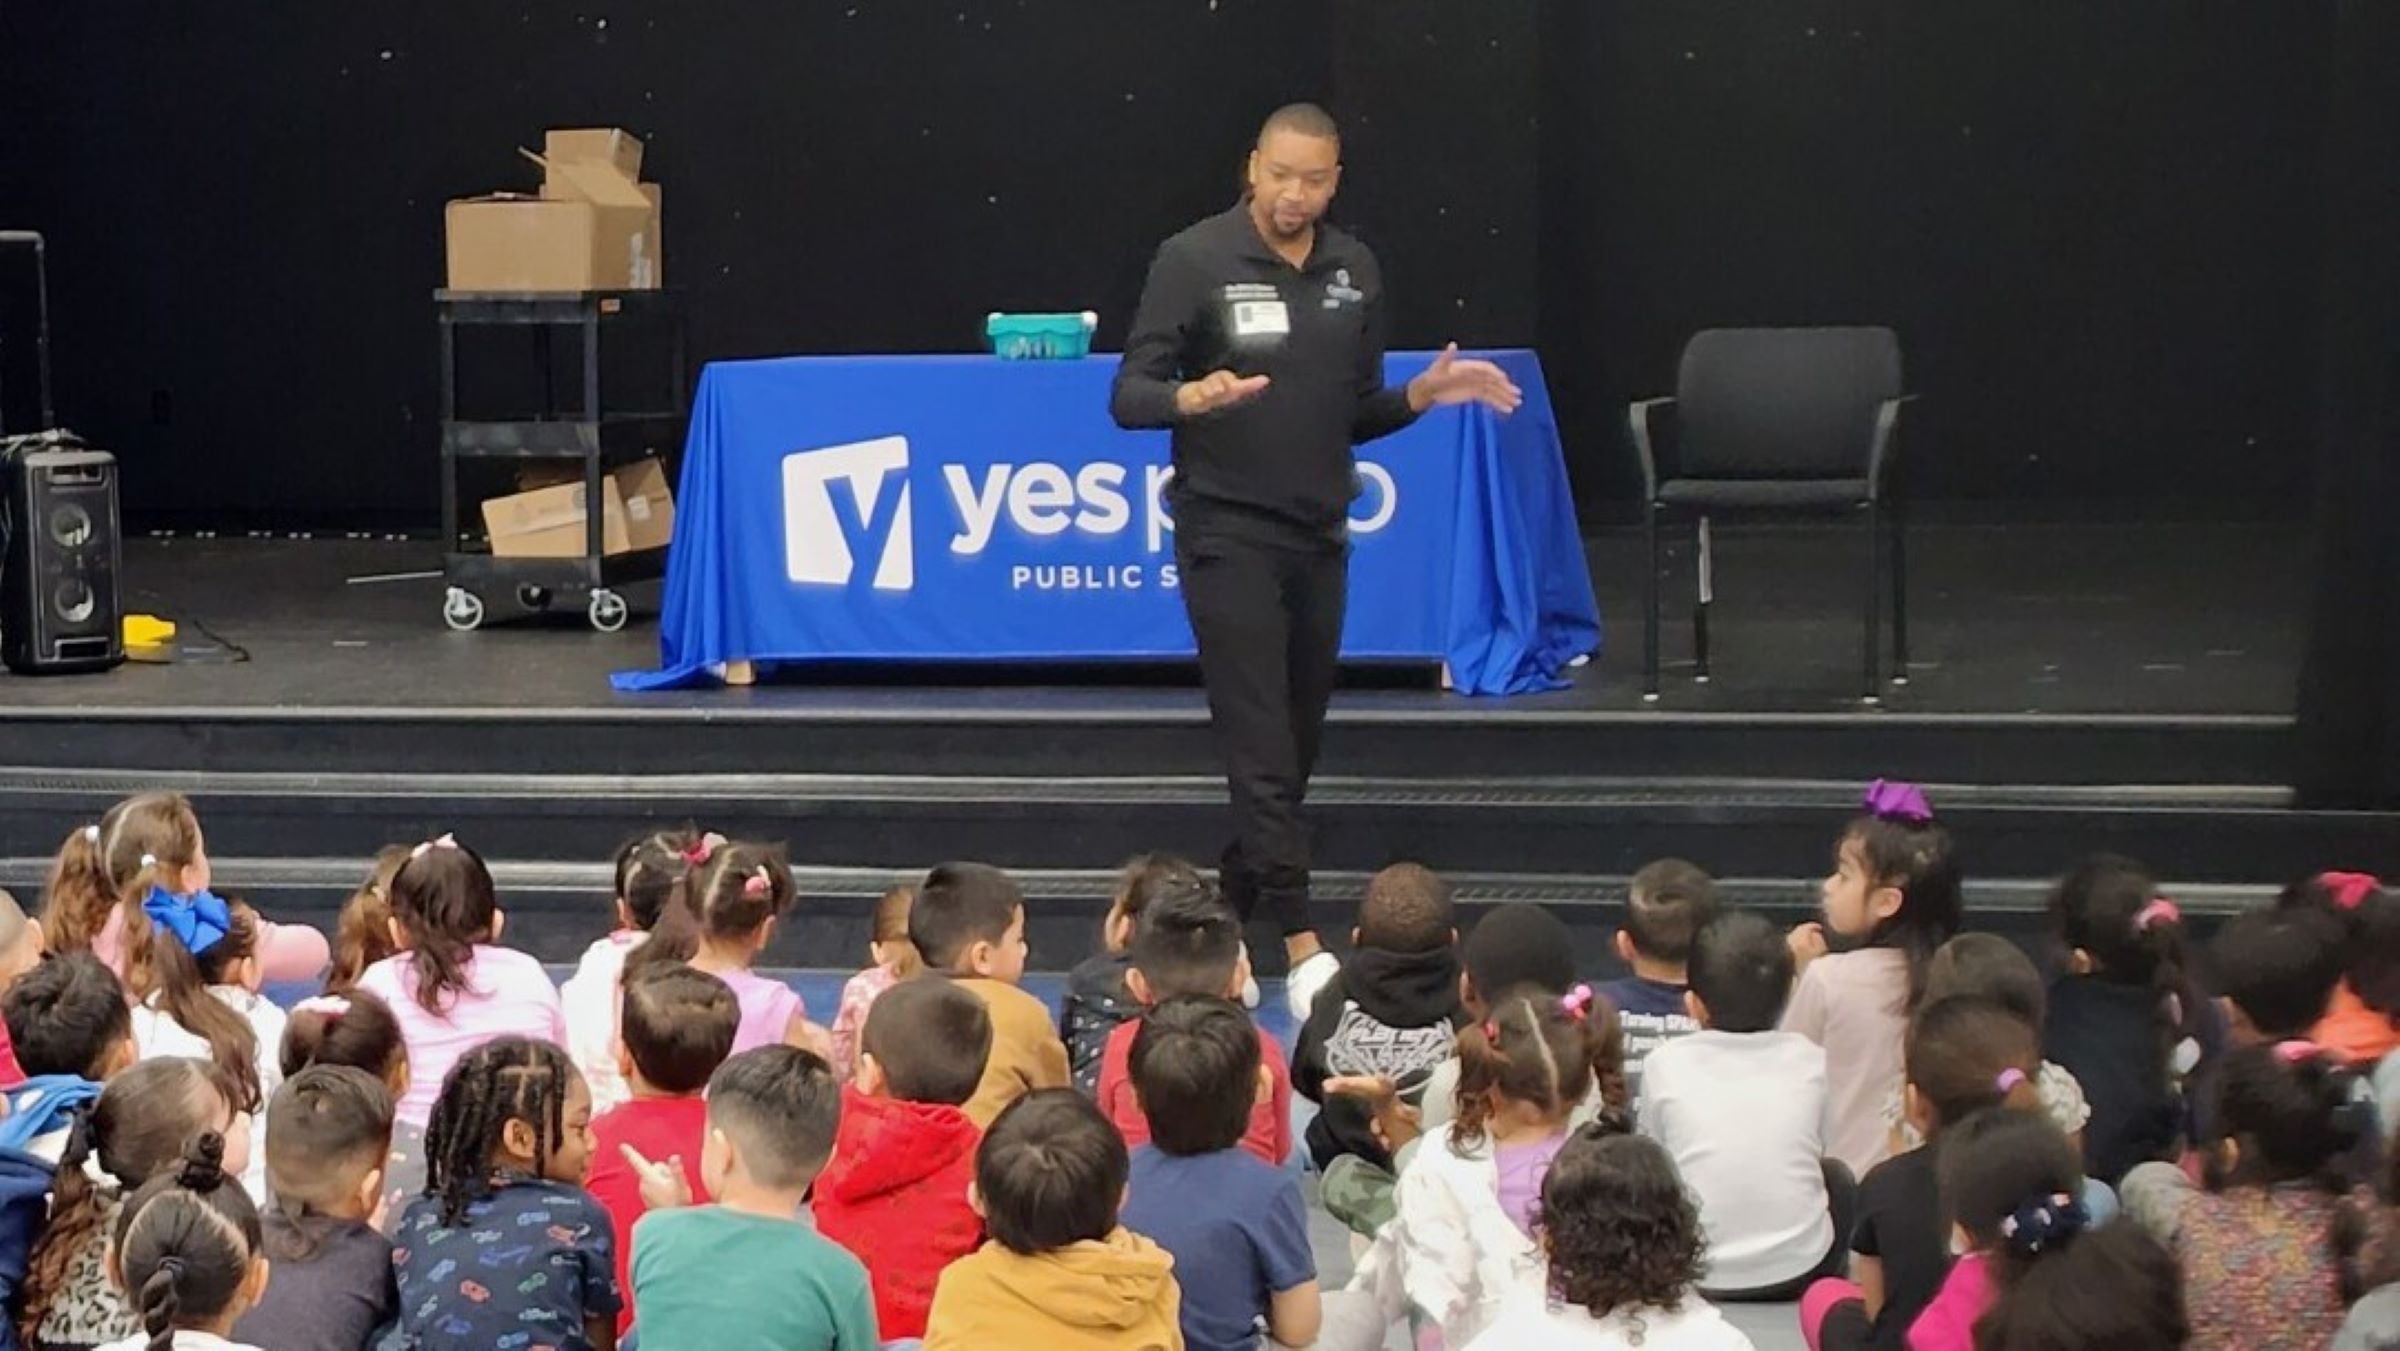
[{"xmin": 986, "ymin": 311, "xmax": 1097, "ymax": 360}]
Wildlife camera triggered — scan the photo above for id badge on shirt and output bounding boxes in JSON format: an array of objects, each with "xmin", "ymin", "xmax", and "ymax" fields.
[{"xmin": 1232, "ymin": 299, "xmax": 1291, "ymax": 338}]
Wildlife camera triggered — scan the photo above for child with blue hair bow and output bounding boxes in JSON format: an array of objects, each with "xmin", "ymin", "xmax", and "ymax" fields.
[{"xmin": 130, "ymin": 885, "xmax": 283, "ymax": 1205}]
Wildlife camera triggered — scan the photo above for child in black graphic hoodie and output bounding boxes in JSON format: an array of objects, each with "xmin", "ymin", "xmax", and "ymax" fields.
[{"xmin": 1293, "ymin": 863, "xmax": 1470, "ymax": 1172}]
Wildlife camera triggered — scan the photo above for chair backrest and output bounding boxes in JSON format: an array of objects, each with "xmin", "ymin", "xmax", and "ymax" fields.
[{"xmin": 1674, "ymin": 327, "xmax": 1902, "ymax": 479}]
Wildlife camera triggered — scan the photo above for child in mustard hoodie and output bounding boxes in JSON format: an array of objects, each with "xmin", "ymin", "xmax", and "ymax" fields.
[
  {"xmin": 910, "ymin": 862, "xmax": 1071, "ymax": 1127},
  {"xmin": 924, "ymin": 1089, "xmax": 1182, "ymax": 1351}
]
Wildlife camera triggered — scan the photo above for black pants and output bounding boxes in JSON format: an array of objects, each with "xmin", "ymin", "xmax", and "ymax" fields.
[{"xmin": 1177, "ymin": 523, "xmax": 1348, "ymax": 936}]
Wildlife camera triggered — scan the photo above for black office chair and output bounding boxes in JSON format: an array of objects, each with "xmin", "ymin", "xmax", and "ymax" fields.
[{"xmin": 1627, "ymin": 327, "xmax": 1915, "ymax": 703}]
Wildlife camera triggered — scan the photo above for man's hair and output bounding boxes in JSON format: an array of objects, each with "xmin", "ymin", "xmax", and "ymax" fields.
[
  {"xmin": 1259, "ymin": 101, "xmax": 1340, "ymax": 146},
  {"xmin": 264, "ymin": 1066, "xmax": 393, "ymax": 1217},
  {"xmin": 1686, "ymin": 911, "xmax": 1794, "ymax": 1033},
  {"xmin": 976, "ymin": 1090, "xmax": 1128, "ymax": 1255},
  {"xmin": 621, "ymin": 965, "xmax": 739, "ymax": 1095},
  {"xmin": 707, "ymin": 1046, "xmax": 843, "ymax": 1191},
  {"xmin": 909, "ymin": 862, "xmax": 1025, "ymax": 972},
  {"xmin": 862, "ymin": 976, "xmax": 993, "ymax": 1106},
  {"xmin": 2210, "ymin": 907, "xmax": 2346, "ymax": 1037},
  {"xmin": 4, "ymin": 951, "xmax": 131, "ymax": 1078},
  {"xmin": 1358, "ymin": 863, "xmax": 1456, "ymax": 954},
  {"xmin": 1127, "ymin": 878, "xmax": 1242, "ymax": 999},
  {"xmin": 1129, "ymin": 996, "xmax": 1259, "ymax": 1156},
  {"xmin": 1624, "ymin": 860, "xmax": 1719, "ymax": 964}
]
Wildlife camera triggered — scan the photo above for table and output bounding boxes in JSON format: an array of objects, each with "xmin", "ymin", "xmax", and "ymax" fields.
[{"xmin": 612, "ymin": 350, "xmax": 1600, "ymax": 696}]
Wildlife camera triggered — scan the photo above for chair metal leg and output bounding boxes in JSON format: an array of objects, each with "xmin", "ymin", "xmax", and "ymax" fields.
[
  {"xmin": 1890, "ymin": 495, "xmax": 1910, "ymax": 686},
  {"xmin": 1694, "ymin": 514, "xmax": 1713, "ymax": 685},
  {"xmin": 1862, "ymin": 500, "xmax": 1882, "ymax": 704},
  {"xmin": 1643, "ymin": 503, "xmax": 1662, "ymax": 702}
]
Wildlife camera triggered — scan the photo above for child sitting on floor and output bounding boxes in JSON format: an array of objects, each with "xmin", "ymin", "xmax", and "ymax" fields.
[
  {"xmin": 355, "ymin": 834, "xmax": 567, "ymax": 1130},
  {"xmin": 1120, "ymin": 995, "xmax": 1321, "ymax": 1351},
  {"xmin": 1063, "ymin": 856, "xmax": 1201, "ymax": 1094},
  {"xmin": 1783, "ymin": 781, "xmax": 1962, "ymax": 1180},
  {"xmin": 389, "ymin": 1037, "xmax": 617, "ymax": 1349},
  {"xmin": 1096, "ymin": 876, "xmax": 1291, "ymax": 1165},
  {"xmin": 324, "ymin": 845, "xmax": 408, "ymax": 992},
  {"xmin": 828, "ymin": 882, "xmax": 920, "ymax": 1080},
  {"xmin": 131, "ymin": 894, "xmax": 282, "ymax": 1202},
  {"xmin": 280, "ymin": 988, "xmax": 423, "ymax": 1233},
  {"xmin": 230, "ymin": 1066, "xmax": 398, "ymax": 1351},
  {"xmin": 1643, "ymin": 910, "xmax": 1845, "ymax": 1302},
  {"xmin": 924, "ymin": 1090, "xmax": 1181, "ymax": 1351},
  {"xmin": 584, "ymin": 964, "xmax": 736, "ymax": 1335},
  {"xmin": 816, "ymin": 975, "xmax": 993, "ymax": 1340},
  {"xmin": 912, "ymin": 862, "xmax": 1069, "ymax": 1126},
  {"xmin": 622, "ymin": 1046, "xmax": 879, "ymax": 1350},
  {"xmin": 1600, "ymin": 859, "xmax": 1718, "ymax": 1108},
  {"xmin": 1294, "ymin": 862, "xmax": 1471, "ymax": 1173},
  {"xmin": 561, "ymin": 828, "xmax": 711, "ymax": 1112},
  {"xmin": 98, "ymin": 1132, "xmax": 274, "ymax": 1351},
  {"xmin": 1467, "ymin": 1127, "xmax": 1754, "ymax": 1350}
]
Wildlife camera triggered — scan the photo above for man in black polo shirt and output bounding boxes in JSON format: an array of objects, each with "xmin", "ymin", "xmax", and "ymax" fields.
[{"xmin": 1110, "ymin": 102, "xmax": 1521, "ymax": 987}]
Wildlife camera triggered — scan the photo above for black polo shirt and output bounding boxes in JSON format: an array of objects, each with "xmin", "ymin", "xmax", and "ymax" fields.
[{"xmin": 1110, "ymin": 204, "xmax": 1417, "ymax": 538}]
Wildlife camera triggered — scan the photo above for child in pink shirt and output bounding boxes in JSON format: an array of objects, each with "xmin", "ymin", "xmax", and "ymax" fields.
[
  {"xmin": 1784, "ymin": 780, "xmax": 1962, "ymax": 1177},
  {"xmin": 828, "ymin": 885, "xmax": 919, "ymax": 1079},
  {"xmin": 1909, "ymin": 1106, "xmax": 2180, "ymax": 1350},
  {"xmin": 680, "ymin": 842, "xmax": 825, "ymax": 1055},
  {"xmin": 355, "ymin": 835, "xmax": 565, "ymax": 1128}
]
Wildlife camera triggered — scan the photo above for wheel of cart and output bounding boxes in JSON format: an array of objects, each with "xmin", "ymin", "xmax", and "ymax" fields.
[{"xmin": 441, "ymin": 587, "xmax": 486, "ymax": 632}]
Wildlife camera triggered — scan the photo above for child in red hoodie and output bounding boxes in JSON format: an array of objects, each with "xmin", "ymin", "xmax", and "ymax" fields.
[
  {"xmin": 583, "ymin": 964, "xmax": 737, "ymax": 1335},
  {"xmin": 1096, "ymin": 878, "xmax": 1293, "ymax": 1166},
  {"xmin": 816, "ymin": 974, "xmax": 992, "ymax": 1339}
]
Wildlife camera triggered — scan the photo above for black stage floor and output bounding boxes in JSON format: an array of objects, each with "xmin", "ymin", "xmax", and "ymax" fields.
[{"xmin": 45, "ymin": 519, "xmax": 2300, "ymax": 715}]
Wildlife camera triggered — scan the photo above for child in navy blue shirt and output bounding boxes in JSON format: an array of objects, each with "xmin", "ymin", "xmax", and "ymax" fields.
[
  {"xmin": 1120, "ymin": 995, "xmax": 1319, "ymax": 1351},
  {"xmin": 390, "ymin": 1036, "xmax": 621, "ymax": 1349},
  {"xmin": 1599, "ymin": 858, "xmax": 1718, "ymax": 1107}
]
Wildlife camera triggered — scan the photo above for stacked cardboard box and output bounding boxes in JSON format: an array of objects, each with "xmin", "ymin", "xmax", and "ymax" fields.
[
  {"xmin": 481, "ymin": 458, "xmax": 675, "ymax": 558},
  {"xmin": 446, "ymin": 128, "xmax": 663, "ymax": 292}
]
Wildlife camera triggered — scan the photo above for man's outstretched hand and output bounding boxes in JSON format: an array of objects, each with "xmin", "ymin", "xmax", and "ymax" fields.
[
  {"xmin": 1175, "ymin": 369, "xmax": 1273, "ymax": 417},
  {"xmin": 1407, "ymin": 343, "xmax": 1523, "ymax": 416}
]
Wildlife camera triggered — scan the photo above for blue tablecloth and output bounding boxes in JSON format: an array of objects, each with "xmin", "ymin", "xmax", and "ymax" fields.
[{"xmin": 614, "ymin": 350, "xmax": 1599, "ymax": 695}]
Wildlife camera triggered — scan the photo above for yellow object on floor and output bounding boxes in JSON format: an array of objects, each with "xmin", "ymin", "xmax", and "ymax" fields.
[{"xmin": 123, "ymin": 614, "xmax": 177, "ymax": 664}]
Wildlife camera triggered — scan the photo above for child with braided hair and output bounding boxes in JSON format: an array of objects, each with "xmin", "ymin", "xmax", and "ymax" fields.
[
  {"xmin": 389, "ymin": 1036, "xmax": 619, "ymax": 1350},
  {"xmin": 1347, "ymin": 982, "xmax": 1629, "ymax": 1347},
  {"xmin": 96, "ymin": 1132, "xmax": 271, "ymax": 1351}
]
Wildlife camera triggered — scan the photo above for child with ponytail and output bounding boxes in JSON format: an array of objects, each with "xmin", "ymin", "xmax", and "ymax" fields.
[
  {"xmin": 1784, "ymin": 780, "xmax": 1963, "ymax": 1177},
  {"xmin": 2041, "ymin": 854, "xmax": 2217, "ymax": 1185},
  {"xmin": 2122, "ymin": 1041, "xmax": 2375, "ymax": 1350},
  {"xmin": 1373, "ymin": 984, "xmax": 1629, "ymax": 1346},
  {"xmin": 279, "ymin": 989, "xmax": 424, "ymax": 1234},
  {"xmin": 41, "ymin": 794, "xmax": 327, "ymax": 997},
  {"xmin": 2279, "ymin": 871, "xmax": 2400, "ymax": 1067},
  {"xmin": 97, "ymin": 1132, "xmax": 271, "ymax": 1351},
  {"xmin": 355, "ymin": 834, "xmax": 565, "ymax": 1130},
  {"xmin": 129, "ymin": 897, "xmax": 282, "ymax": 1203},
  {"xmin": 1924, "ymin": 1107, "xmax": 2184, "ymax": 1351},
  {"xmin": 23, "ymin": 1057, "xmax": 253, "ymax": 1349},
  {"xmin": 323, "ymin": 846, "xmax": 408, "ymax": 993},
  {"xmin": 561, "ymin": 828, "xmax": 714, "ymax": 1113},
  {"xmin": 1802, "ymin": 995, "xmax": 2047, "ymax": 1351},
  {"xmin": 830, "ymin": 884, "xmax": 921, "ymax": 1081},
  {"xmin": 679, "ymin": 843, "xmax": 827, "ymax": 1057}
]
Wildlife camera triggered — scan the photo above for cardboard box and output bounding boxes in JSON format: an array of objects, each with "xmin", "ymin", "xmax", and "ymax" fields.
[
  {"xmin": 543, "ymin": 128, "xmax": 643, "ymax": 187},
  {"xmin": 444, "ymin": 126, "xmax": 662, "ymax": 292},
  {"xmin": 482, "ymin": 458, "xmax": 675, "ymax": 557}
]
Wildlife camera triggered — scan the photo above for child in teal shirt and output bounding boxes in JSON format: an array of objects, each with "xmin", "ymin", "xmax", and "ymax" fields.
[{"xmin": 623, "ymin": 1045, "xmax": 878, "ymax": 1349}]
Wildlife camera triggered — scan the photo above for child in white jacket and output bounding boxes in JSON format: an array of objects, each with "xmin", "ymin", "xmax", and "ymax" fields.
[{"xmin": 1337, "ymin": 985, "xmax": 1630, "ymax": 1347}]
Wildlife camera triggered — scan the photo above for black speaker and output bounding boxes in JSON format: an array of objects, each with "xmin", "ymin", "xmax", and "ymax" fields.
[{"xmin": 1, "ymin": 446, "xmax": 122, "ymax": 674}]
